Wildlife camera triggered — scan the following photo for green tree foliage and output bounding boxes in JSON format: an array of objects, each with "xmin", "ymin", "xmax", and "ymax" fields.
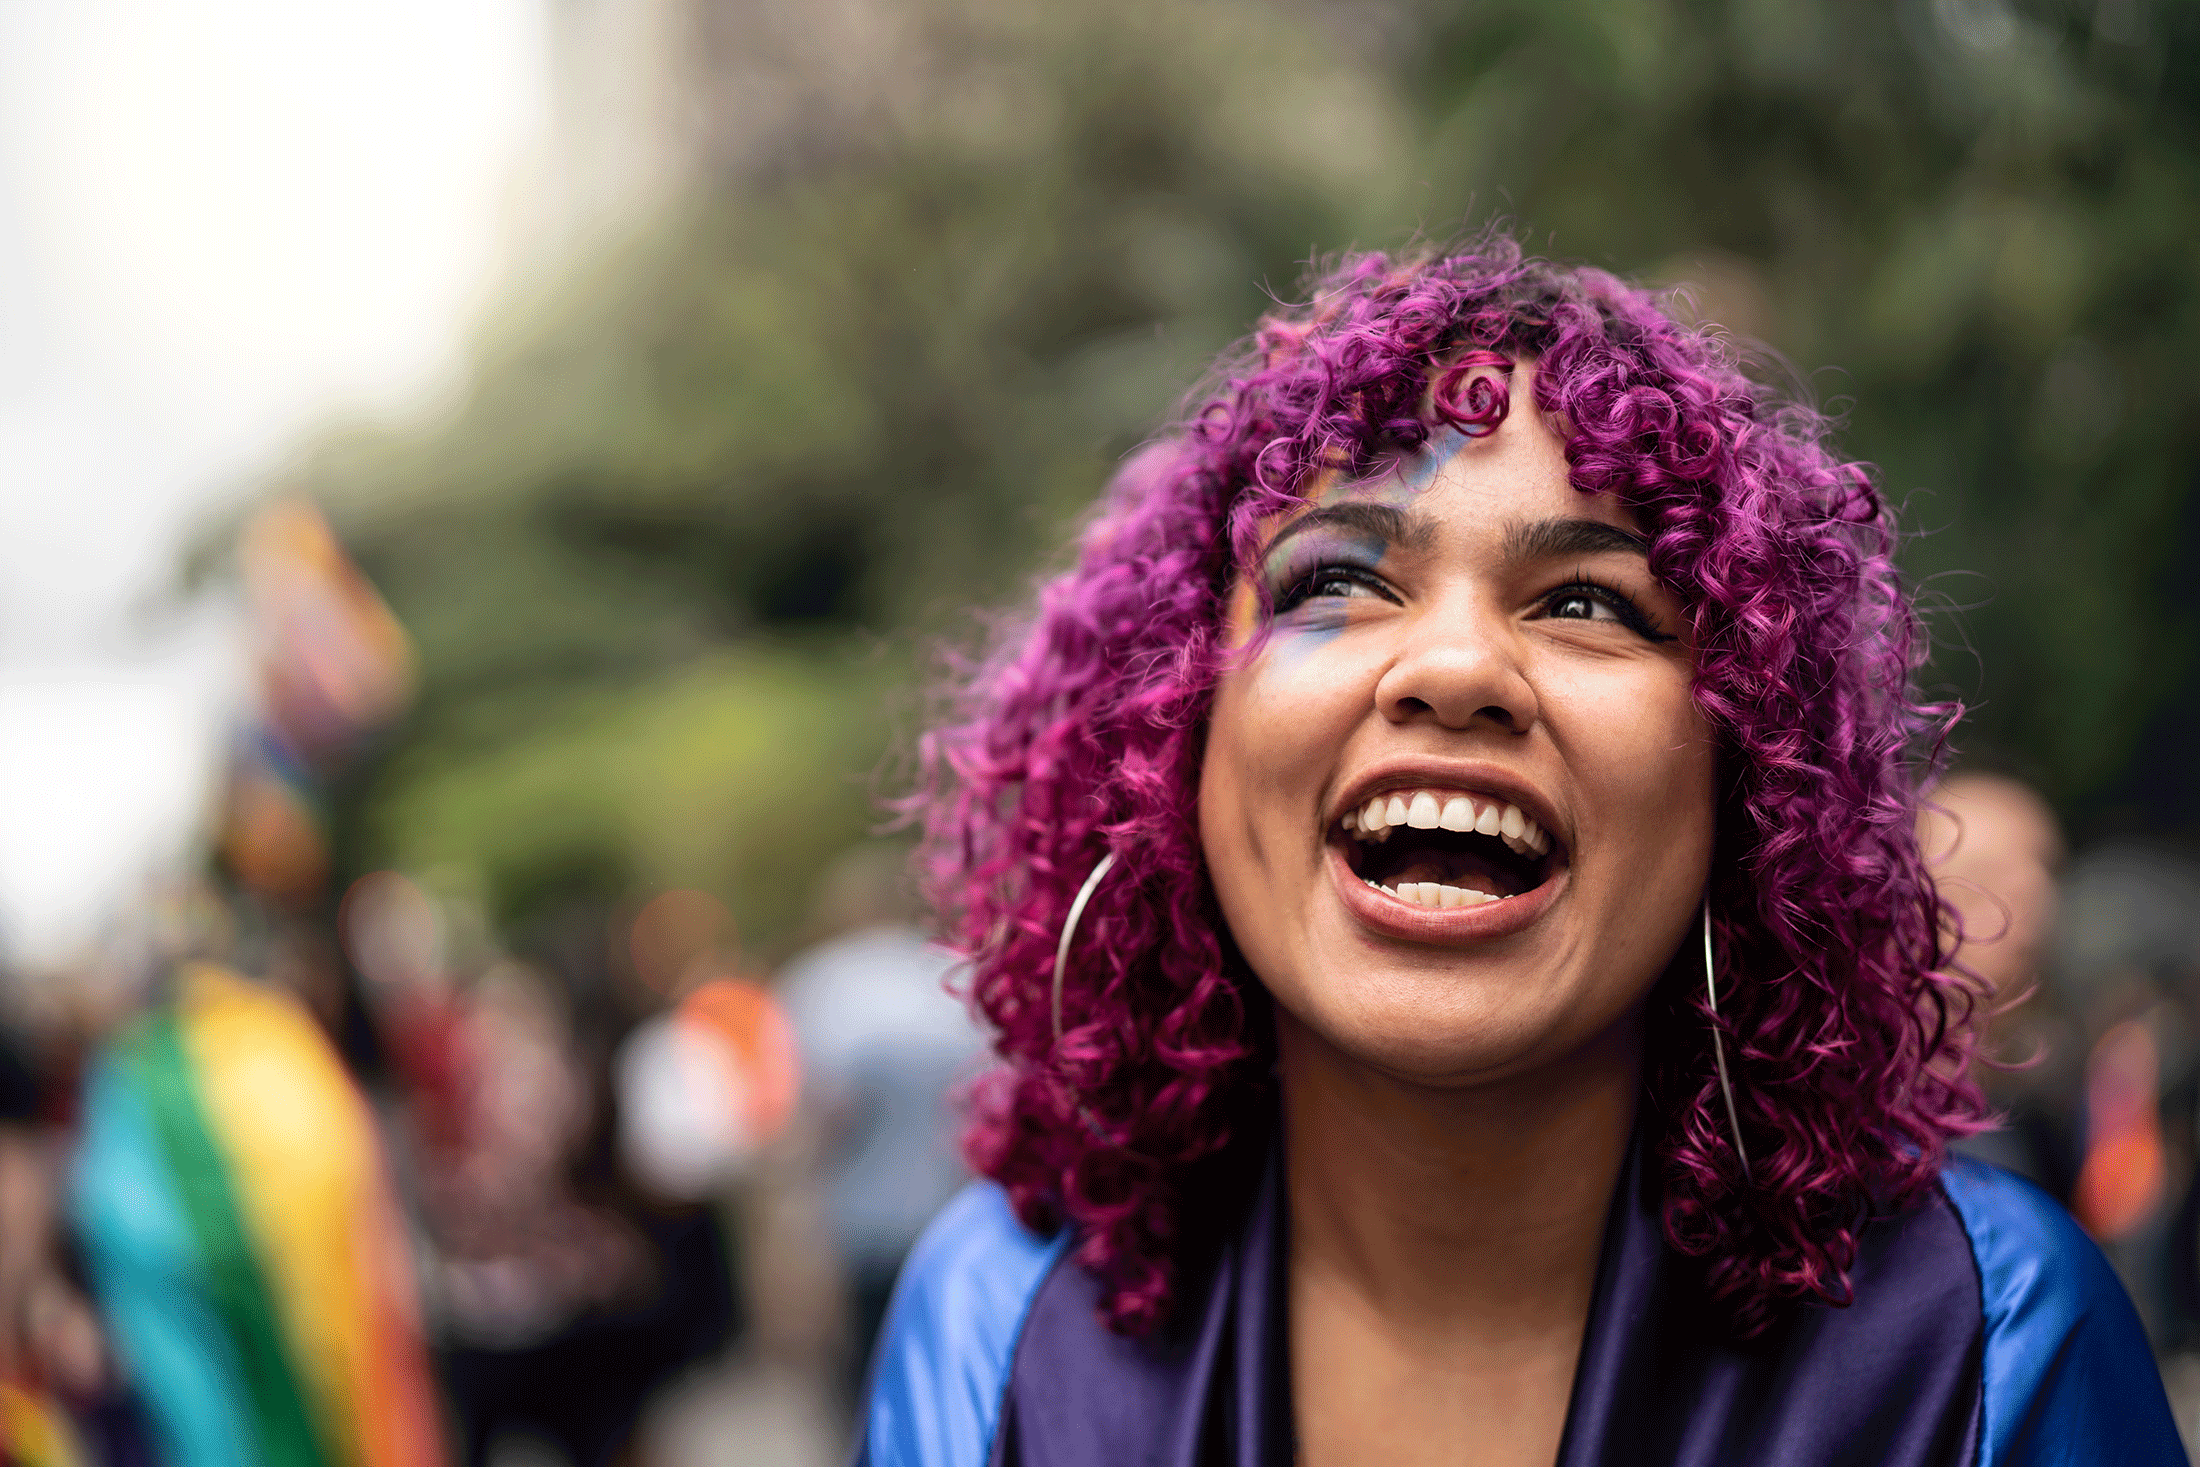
[
  {"xmin": 1404, "ymin": 0, "xmax": 2200, "ymax": 829},
  {"xmin": 308, "ymin": 0, "xmax": 1415, "ymax": 942},
  {"xmin": 296, "ymin": 0, "xmax": 2200, "ymax": 944}
]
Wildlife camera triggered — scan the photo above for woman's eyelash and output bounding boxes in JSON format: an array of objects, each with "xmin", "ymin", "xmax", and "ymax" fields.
[
  {"xmin": 1275, "ymin": 563, "xmax": 1393, "ymax": 611},
  {"xmin": 1271, "ymin": 563, "xmax": 1674, "ymax": 642},
  {"xmin": 1540, "ymin": 577, "xmax": 1675, "ymax": 642}
]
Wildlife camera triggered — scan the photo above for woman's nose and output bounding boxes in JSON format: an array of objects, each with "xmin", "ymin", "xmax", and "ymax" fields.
[{"xmin": 1372, "ymin": 602, "xmax": 1539, "ymax": 735}]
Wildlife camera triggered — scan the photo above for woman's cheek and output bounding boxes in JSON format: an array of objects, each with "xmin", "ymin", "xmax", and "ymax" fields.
[
  {"xmin": 1617, "ymin": 680, "xmax": 1716, "ymax": 852},
  {"xmin": 1551, "ymin": 664, "xmax": 1708, "ymax": 830},
  {"xmin": 1242, "ymin": 633, "xmax": 1372, "ymax": 752}
]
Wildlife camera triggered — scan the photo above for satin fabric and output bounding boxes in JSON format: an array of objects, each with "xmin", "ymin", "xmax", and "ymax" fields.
[
  {"xmin": 1940, "ymin": 1158, "xmax": 2178, "ymax": 1466},
  {"xmin": 995, "ymin": 1135, "xmax": 1986, "ymax": 1467},
  {"xmin": 864, "ymin": 1184, "xmax": 1069, "ymax": 1467},
  {"xmin": 861, "ymin": 1131, "xmax": 2184, "ymax": 1467}
]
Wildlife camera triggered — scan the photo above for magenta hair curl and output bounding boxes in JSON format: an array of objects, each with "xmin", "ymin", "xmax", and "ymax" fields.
[
  {"xmin": 1431, "ymin": 348, "xmax": 1513, "ymax": 436},
  {"xmin": 911, "ymin": 232, "xmax": 1988, "ymax": 1337}
]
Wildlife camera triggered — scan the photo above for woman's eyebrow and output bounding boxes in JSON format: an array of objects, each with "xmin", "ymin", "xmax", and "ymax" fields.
[
  {"xmin": 1503, "ymin": 517, "xmax": 1650, "ymax": 562},
  {"xmin": 1264, "ymin": 502, "xmax": 1436, "ymax": 557}
]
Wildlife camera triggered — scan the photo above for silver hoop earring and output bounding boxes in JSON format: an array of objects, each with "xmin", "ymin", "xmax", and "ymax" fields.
[
  {"xmin": 1052, "ymin": 852, "xmax": 1117, "ymax": 1044},
  {"xmin": 1703, "ymin": 901, "xmax": 1753, "ymax": 1185}
]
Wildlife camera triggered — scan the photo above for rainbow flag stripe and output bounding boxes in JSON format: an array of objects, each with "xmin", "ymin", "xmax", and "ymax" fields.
[
  {"xmin": 73, "ymin": 967, "xmax": 442, "ymax": 1467},
  {"xmin": 0, "ymin": 1380, "xmax": 85, "ymax": 1467}
]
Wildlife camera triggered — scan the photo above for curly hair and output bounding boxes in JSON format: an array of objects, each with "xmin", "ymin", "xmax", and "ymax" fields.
[{"xmin": 911, "ymin": 231, "xmax": 1988, "ymax": 1338}]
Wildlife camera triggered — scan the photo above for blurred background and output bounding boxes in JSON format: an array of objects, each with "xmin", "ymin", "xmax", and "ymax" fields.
[{"xmin": 0, "ymin": 0, "xmax": 2197, "ymax": 1461}]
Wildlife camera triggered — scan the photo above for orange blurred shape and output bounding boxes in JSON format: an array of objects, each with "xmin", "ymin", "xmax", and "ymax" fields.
[
  {"xmin": 2073, "ymin": 1020, "xmax": 2165, "ymax": 1240},
  {"xmin": 677, "ymin": 979, "xmax": 800, "ymax": 1144},
  {"xmin": 221, "ymin": 764, "xmax": 329, "ymax": 906},
  {"xmin": 241, "ymin": 497, "xmax": 416, "ymax": 756},
  {"xmin": 629, "ymin": 889, "xmax": 733, "ymax": 996}
]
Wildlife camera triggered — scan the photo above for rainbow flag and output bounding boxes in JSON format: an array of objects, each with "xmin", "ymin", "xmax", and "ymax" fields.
[
  {"xmin": 0, "ymin": 1379, "xmax": 86, "ymax": 1467},
  {"xmin": 72, "ymin": 966, "xmax": 443, "ymax": 1467}
]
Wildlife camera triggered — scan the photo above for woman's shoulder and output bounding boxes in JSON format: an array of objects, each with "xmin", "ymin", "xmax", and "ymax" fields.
[
  {"xmin": 854, "ymin": 1180, "xmax": 1070, "ymax": 1467},
  {"xmin": 1933, "ymin": 1154, "xmax": 2183, "ymax": 1465}
]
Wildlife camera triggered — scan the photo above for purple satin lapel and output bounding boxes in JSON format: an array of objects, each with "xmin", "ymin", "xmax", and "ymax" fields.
[
  {"xmin": 1224, "ymin": 1144, "xmax": 1292, "ymax": 1467},
  {"xmin": 994, "ymin": 1206, "xmax": 1229, "ymax": 1465},
  {"xmin": 1001, "ymin": 1128, "xmax": 1981, "ymax": 1467},
  {"xmin": 1556, "ymin": 1136, "xmax": 1982, "ymax": 1467},
  {"xmin": 995, "ymin": 1149, "xmax": 1289, "ymax": 1467}
]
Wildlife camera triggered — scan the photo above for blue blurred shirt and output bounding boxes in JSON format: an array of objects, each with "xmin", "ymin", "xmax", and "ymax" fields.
[{"xmin": 780, "ymin": 925, "xmax": 987, "ymax": 1271}]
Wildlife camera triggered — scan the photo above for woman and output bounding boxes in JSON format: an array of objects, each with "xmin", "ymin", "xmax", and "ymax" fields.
[{"xmin": 858, "ymin": 238, "xmax": 2179, "ymax": 1465}]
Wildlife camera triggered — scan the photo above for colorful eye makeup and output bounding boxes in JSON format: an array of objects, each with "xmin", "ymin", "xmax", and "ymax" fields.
[{"xmin": 1315, "ymin": 425, "xmax": 1472, "ymax": 511}]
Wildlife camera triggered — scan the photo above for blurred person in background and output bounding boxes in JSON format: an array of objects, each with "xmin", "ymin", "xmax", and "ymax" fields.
[
  {"xmin": 0, "ymin": 1025, "xmax": 156, "ymax": 1467},
  {"xmin": 71, "ymin": 962, "xmax": 443, "ymax": 1467},
  {"xmin": 348, "ymin": 877, "xmax": 744, "ymax": 1467},
  {"xmin": 777, "ymin": 846, "xmax": 984, "ymax": 1405},
  {"xmin": 215, "ymin": 493, "xmax": 754, "ymax": 1465},
  {"xmin": 861, "ymin": 237, "xmax": 2182, "ymax": 1465},
  {"xmin": 59, "ymin": 494, "xmax": 456, "ymax": 1466},
  {"xmin": 2016, "ymin": 843, "xmax": 2200, "ymax": 1361},
  {"xmin": 1920, "ymin": 771, "xmax": 2079, "ymax": 1198}
]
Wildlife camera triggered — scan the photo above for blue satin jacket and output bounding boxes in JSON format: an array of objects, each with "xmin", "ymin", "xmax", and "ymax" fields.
[{"xmin": 855, "ymin": 1136, "xmax": 2184, "ymax": 1466}]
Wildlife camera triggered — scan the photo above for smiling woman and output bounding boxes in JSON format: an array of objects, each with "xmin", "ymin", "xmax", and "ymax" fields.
[{"xmin": 861, "ymin": 236, "xmax": 2181, "ymax": 1466}]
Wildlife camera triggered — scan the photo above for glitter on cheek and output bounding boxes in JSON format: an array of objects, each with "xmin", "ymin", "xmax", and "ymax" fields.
[
  {"xmin": 1221, "ymin": 605, "xmax": 1348, "ymax": 693},
  {"xmin": 1222, "ymin": 580, "xmax": 1262, "ymax": 649},
  {"xmin": 1221, "ymin": 577, "xmax": 1351, "ymax": 671},
  {"xmin": 1264, "ymin": 607, "xmax": 1350, "ymax": 669}
]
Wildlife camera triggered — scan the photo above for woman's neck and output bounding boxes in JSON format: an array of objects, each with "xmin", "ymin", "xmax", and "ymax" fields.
[
  {"xmin": 1279, "ymin": 1011, "xmax": 1639, "ymax": 1467},
  {"xmin": 1280, "ymin": 1012, "xmax": 1638, "ymax": 1319}
]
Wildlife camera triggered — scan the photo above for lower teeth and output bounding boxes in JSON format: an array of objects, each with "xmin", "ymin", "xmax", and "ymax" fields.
[{"xmin": 1365, "ymin": 879, "xmax": 1506, "ymax": 908}]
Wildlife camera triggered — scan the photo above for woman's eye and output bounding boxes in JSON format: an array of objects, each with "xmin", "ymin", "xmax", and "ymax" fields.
[
  {"xmin": 1535, "ymin": 581, "xmax": 1673, "ymax": 641},
  {"xmin": 1278, "ymin": 565, "xmax": 1390, "ymax": 610},
  {"xmin": 1546, "ymin": 590, "xmax": 1619, "ymax": 622}
]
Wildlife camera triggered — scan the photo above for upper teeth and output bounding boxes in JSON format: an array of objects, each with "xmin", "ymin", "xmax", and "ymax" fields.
[{"xmin": 1341, "ymin": 789, "xmax": 1550, "ymax": 857}]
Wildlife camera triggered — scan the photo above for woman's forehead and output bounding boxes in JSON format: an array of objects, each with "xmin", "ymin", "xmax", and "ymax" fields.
[{"xmin": 1274, "ymin": 395, "xmax": 1645, "ymax": 550}]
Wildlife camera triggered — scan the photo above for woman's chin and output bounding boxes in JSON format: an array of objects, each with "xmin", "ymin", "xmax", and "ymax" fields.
[{"xmin": 1271, "ymin": 961, "xmax": 1598, "ymax": 1092}]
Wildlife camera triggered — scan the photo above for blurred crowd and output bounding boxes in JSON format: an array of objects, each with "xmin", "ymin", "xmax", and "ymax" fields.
[
  {"xmin": 14, "ymin": 845, "xmax": 981, "ymax": 1467},
  {"xmin": 0, "ymin": 502, "xmax": 984, "ymax": 1467},
  {"xmin": 0, "ymin": 501, "xmax": 2196, "ymax": 1465},
  {"xmin": 1924, "ymin": 769, "xmax": 2200, "ymax": 1439}
]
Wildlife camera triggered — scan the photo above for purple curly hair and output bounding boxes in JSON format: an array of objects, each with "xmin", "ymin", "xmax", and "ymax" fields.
[{"xmin": 913, "ymin": 233, "xmax": 1988, "ymax": 1338}]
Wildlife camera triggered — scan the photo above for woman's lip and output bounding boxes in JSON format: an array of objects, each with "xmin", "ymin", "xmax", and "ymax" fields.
[{"xmin": 1328, "ymin": 843, "xmax": 1567, "ymax": 943}]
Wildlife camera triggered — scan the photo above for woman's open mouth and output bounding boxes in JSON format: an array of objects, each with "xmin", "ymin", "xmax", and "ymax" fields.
[{"xmin": 1334, "ymin": 787, "xmax": 1563, "ymax": 908}]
